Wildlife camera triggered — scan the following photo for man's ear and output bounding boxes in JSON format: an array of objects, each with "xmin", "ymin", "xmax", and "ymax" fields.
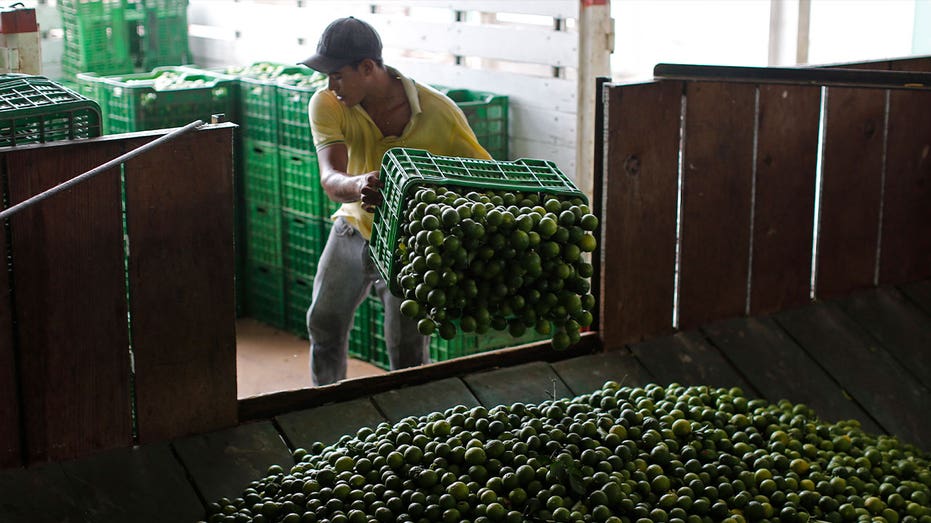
[{"xmin": 360, "ymin": 58, "xmax": 377, "ymax": 76}]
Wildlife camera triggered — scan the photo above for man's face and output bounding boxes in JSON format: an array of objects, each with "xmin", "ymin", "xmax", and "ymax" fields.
[{"xmin": 326, "ymin": 62, "xmax": 368, "ymax": 107}]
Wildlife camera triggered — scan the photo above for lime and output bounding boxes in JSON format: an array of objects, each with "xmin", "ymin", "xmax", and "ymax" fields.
[
  {"xmin": 417, "ymin": 318, "xmax": 436, "ymax": 335},
  {"xmin": 580, "ymin": 213, "xmax": 599, "ymax": 231}
]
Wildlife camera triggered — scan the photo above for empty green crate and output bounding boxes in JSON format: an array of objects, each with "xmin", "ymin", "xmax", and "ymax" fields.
[
  {"xmin": 59, "ymin": 0, "xmax": 134, "ymax": 78},
  {"xmin": 285, "ymin": 271, "xmax": 313, "ymax": 338},
  {"xmin": 246, "ymin": 261, "xmax": 285, "ymax": 329},
  {"xmin": 282, "ymin": 210, "xmax": 325, "ymax": 278},
  {"xmin": 280, "ymin": 147, "xmax": 334, "ymax": 217},
  {"xmin": 0, "ymin": 75, "xmax": 103, "ymax": 147},
  {"xmin": 370, "ymin": 148, "xmax": 585, "ymax": 294},
  {"xmin": 243, "ymin": 139, "xmax": 281, "ymax": 206},
  {"xmin": 92, "ymin": 67, "xmax": 235, "ymax": 134},
  {"xmin": 139, "ymin": 0, "xmax": 191, "ymax": 70},
  {"xmin": 434, "ymin": 86, "xmax": 508, "ymax": 160},
  {"xmin": 276, "ymin": 80, "xmax": 322, "ymax": 152},
  {"xmin": 244, "ymin": 202, "xmax": 282, "ymax": 267}
]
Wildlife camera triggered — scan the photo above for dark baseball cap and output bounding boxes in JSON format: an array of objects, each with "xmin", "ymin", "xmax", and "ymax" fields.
[{"xmin": 301, "ymin": 17, "xmax": 382, "ymax": 73}]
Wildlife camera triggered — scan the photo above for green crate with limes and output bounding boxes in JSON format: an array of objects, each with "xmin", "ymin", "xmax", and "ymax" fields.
[
  {"xmin": 276, "ymin": 74, "xmax": 327, "ymax": 152},
  {"xmin": 371, "ymin": 147, "xmax": 586, "ymax": 295}
]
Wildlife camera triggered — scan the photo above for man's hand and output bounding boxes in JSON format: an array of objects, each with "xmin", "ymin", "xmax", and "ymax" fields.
[{"xmin": 358, "ymin": 171, "xmax": 384, "ymax": 213}]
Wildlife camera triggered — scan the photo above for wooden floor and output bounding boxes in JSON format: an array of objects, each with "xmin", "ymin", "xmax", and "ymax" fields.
[{"xmin": 1, "ymin": 280, "xmax": 929, "ymax": 522}]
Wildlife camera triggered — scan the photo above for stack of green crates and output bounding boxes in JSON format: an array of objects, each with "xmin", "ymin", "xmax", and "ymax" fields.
[
  {"xmin": 0, "ymin": 75, "xmax": 102, "ymax": 147},
  {"xmin": 59, "ymin": 0, "xmax": 135, "ymax": 81},
  {"xmin": 433, "ymin": 85, "xmax": 509, "ymax": 160},
  {"xmin": 76, "ymin": 66, "xmax": 236, "ymax": 135},
  {"xmin": 59, "ymin": 0, "xmax": 192, "ymax": 85}
]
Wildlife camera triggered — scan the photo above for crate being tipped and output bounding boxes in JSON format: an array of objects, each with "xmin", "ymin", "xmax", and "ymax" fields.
[{"xmin": 370, "ymin": 148, "xmax": 598, "ymax": 350}]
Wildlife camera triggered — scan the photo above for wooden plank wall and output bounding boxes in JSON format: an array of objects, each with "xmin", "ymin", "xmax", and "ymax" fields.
[
  {"xmin": 0, "ymin": 125, "xmax": 238, "ymax": 468},
  {"xmin": 601, "ymin": 58, "xmax": 931, "ymax": 348},
  {"xmin": 187, "ymin": 0, "xmax": 581, "ymax": 181}
]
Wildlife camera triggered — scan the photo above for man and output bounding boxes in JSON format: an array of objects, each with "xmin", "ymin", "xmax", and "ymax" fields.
[{"xmin": 301, "ymin": 16, "xmax": 491, "ymax": 385}]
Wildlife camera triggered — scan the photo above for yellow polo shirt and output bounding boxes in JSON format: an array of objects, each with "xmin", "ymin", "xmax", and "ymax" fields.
[{"xmin": 309, "ymin": 67, "xmax": 491, "ymax": 240}]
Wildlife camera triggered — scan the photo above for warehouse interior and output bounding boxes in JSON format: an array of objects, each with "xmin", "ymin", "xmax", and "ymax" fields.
[{"xmin": 0, "ymin": 1, "xmax": 929, "ymax": 522}]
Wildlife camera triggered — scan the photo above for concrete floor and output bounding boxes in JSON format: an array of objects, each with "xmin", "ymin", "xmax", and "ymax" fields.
[{"xmin": 235, "ymin": 318, "xmax": 386, "ymax": 398}]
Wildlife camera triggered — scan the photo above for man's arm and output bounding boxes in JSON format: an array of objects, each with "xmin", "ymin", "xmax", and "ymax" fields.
[{"xmin": 317, "ymin": 143, "xmax": 383, "ymax": 211}]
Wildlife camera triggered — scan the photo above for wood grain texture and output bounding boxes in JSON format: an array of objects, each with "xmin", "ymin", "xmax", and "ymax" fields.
[
  {"xmin": 678, "ymin": 81, "xmax": 756, "ymax": 328},
  {"xmin": 371, "ymin": 377, "xmax": 481, "ymax": 423},
  {"xmin": 172, "ymin": 420, "xmax": 293, "ymax": 504},
  {"xmin": 550, "ymin": 350, "xmax": 654, "ymax": 396},
  {"xmin": 776, "ymin": 302, "xmax": 931, "ymax": 450},
  {"xmin": 838, "ymin": 287, "xmax": 931, "ymax": 391},
  {"xmin": 125, "ymin": 126, "xmax": 238, "ymax": 443},
  {"xmin": 0, "ymin": 211, "xmax": 19, "ymax": 468},
  {"xmin": 276, "ymin": 398, "xmax": 387, "ymax": 450},
  {"xmin": 750, "ymin": 85, "xmax": 821, "ymax": 314},
  {"xmin": 701, "ymin": 316, "xmax": 880, "ymax": 433},
  {"xmin": 463, "ymin": 361, "xmax": 573, "ymax": 407},
  {"xmin": 60, "ymin": 443, "xmax": 203, "ymax": 523},
  {"xmin": 5, "ymin": 142, "xmax": 132, "ymax": 464},
  {"xmin": 601, "ymin": 81, "xmax": 681, "ymax": 347},
  {"xmin": 878, "ymin": 86, "xmax": 931, "ymax": 284},
  {"xmin": 629, "ymin": 331, "xmax": 757, "ymax": 395},
  {"xmin": 815, "ymin": 87, "xmax": 886, "ymax": 299}
]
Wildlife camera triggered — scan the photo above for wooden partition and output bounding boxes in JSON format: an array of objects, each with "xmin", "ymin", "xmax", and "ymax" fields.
[
  {"xmin": 600, "ymin": 58, "xmax": 931, "ymax": 349},
  {"xmin": 0, "ymin": 124, "xmax": 238, "ymax": 468}
]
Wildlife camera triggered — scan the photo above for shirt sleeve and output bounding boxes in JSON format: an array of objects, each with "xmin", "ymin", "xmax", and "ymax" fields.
[{"xmin": 308, "ymin": 89, "xmax": 345, "ymax": 150}]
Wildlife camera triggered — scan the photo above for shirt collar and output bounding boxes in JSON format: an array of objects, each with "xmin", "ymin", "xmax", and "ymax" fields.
[{"xmin": 388, "ymin": 66, "xmax": 422, "ymax": 116}]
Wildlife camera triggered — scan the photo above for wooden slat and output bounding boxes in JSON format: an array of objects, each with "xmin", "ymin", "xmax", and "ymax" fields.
[
  {"xmin": 59, "ymin": 444, "xmax": 203, "ymax": 523},
  {"xmin": 5, "ymin": 141, "xmax": 132, "ymax": 463},
  {"xmin": 629, "ymin": 331, "xmax": 757, "ymax": 395},
  {"xmin": 678, "ymin": 81, "xmax": 756, "ymax": 328},
  {"xmin": 0, "ymin": 463, "xmax": 85, "ymax": 522},
  {"xmin": 600, "ymin": 81, "xmax": 681, "ymax": 347},
  {"xmin": 550, "ymin": 351, "xmax": 654, "ymax": 396},
  {"xmin": 0, "ymin": 212, "xmax": 19, "ymax": 468},
  {"xmin": 750, "ymin": 85, "xmax": 820, "ymax": 314},
  {"xmin": 815, "ymin": 87, "xmax": 886, "ymax": 298},
  {"xmin": 276, "ymin": 398, "xmax": 387, "ymax": 450},
  {"xmin": 900, "ymin": 279, "xmax": 931, "ymax": 315},
  {"xmin": 125, "ymin": 126, "xmax": 238, "ymax": 443},
  {"xmin": 878, "ymin": 86, "xmax": 931, "ymax": 284},
  {"xmin": 462, "ymin": 361, "xmax": 574, "ymax": 407},
  {"xmin": 172, "ymin": 421, "xmax": 293, "ymax": 505},
  {"xmin": 888, "ymin": 57, "xmax": 931, "ymax": 72},
  {"xmin": 371, "ymin": 377, "xmax": 481, "ymax": 423},
  {"xmin": 775, "ymin": 302, "xmax": 931, "ymax": 449},
  {"xmin": 838, "ymin": 287, "xmax": 931, "ymax": 391},
  {"xmin": 701, "ymin": 316, "xmax": 881, "ymax": 433}
]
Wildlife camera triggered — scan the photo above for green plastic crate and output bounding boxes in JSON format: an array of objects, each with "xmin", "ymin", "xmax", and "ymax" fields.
[
  {"xmin": 368, "ymin": 295, "xmax": 390, "ymax": 370},
  {"xmin": 244, "ymin": 202, "xmax": 282, "ymax": 268},
  {"xmin": 243, "ymin": 139, "xmax": 281, "ymax": 206},
  {"xmin": 348, "ymin": 298, "xmax": 371, "ymax": 361},
  {"xmin": 276, "ymin": 78, "xmax": 324, "ymax": 152},
  {"xmin": 429, "ymin": 328, "xmax": 549, "ymax": 363},
  {"xmin": 370, "ymin": 148, "xmax": 585, "ymax": 294},
  {"xmin": 92, "ymin": 66, "xmax": 235, "ymax": 134},
  {"xmin": 58, "ymin": 0, "xmax": 134, "ymax": 78},
  {"xmin": 280, "ymin": 146, "xmax": 335, "ymax": 217},
  {"xmin": 285, "ymin": 271, "xmax": 313, "ymax": 338},
  {"xmin": 434, "ymin": 85, "xmax": 508, "ymax": 160},
  {"xmin": 0, "ymin": 75, "xmax": 103, "ymax": 147},
  {"xmin": 139, "ymin": 0, "xmax": 192, "ymax": 70},
  {"xmin": 282, "ymin": 210, "xmax": 325, "ymax": 279},
  {"xmin": 245, "ymin": 261, "xmax": 285, "ymax": 329},
  {"xmin": 237, "ymin": 64, "xmax": 319, "ymax": 143}
]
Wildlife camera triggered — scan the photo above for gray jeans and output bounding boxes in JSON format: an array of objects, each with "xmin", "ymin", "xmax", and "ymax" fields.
[{"xmin": 307, "ymin": 217, "xmax": 429, "ymax": 386}]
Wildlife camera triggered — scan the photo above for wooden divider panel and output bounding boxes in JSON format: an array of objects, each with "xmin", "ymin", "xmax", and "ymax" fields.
[
  {"xmin": 815, "ymin": 86, "xmax": 886, "ymax": 299},
  {"xmin": 750, "ymin": 85, "xmax": 821, "ymax": 314},
  {"xmin": 678, "ymin": 81, "xmax": 756, "ymax": 329},
  {"xmin": 0, "ymin": 221, "xmax": 18, "ymax": 468},
  {"xmin": 879, "ymin": 85, "xmax": 931, "ymax": 284},
  {"xmin": 5, "ymin": 141, "xmax": 132, "ymax": 463},
  {"xmin": 601, "ymin": 81, "xmax": 681, "ymax": 347},
  {"xmin": 124, "ymin": 126, "xmax": 238, "ymax": 443}
]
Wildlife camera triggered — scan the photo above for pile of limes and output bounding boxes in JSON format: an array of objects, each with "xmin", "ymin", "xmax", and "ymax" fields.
[
  {"xmin": 201, "ymin": 382, "xmax": 931, "ymax": 523},
  {"xmin": 393, "ymin": 186, "xmax": 598, "ymax": 350}
]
